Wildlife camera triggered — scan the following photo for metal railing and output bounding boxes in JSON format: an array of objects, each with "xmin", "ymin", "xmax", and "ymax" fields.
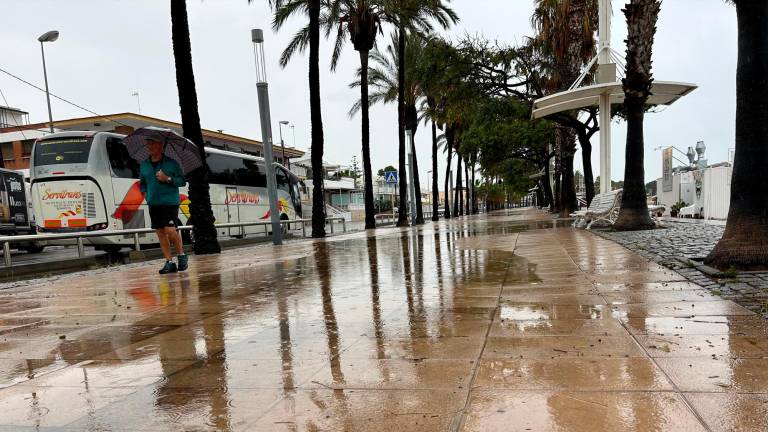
[{"xmin": 0, "ymin": 217, "xmax": 346, "ymax": 268}]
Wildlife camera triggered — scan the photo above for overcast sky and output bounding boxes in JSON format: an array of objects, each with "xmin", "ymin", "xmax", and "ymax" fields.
[{"xmin": 1, "ymin": 0, "xmax": 736, "ymax": 190}]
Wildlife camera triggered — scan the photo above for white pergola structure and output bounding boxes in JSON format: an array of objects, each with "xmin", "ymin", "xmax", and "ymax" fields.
[{"xmin": 532, "ymin": 0, "xmax": 697, "ymax": 194}]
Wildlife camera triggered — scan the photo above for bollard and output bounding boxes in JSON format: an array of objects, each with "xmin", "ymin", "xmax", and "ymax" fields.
[
  {"xmin": 342, "ymin": 218, "xmax": 346, "ymax": 232},
  {"xmin": 302, "ymin": 221, "xmax": 306, "ymax": 237},
  {"xmin": 3, "ymin": 242, "xmax": 10, "ymax": 267},
  {"xmin": 77, "ymin": 237, "xmax": 85, "ymax": 258},
  {"xmin": 133, "ymin": 233, "xmax": 141, "ymax": 251},
  {"xmin": 330, "ymin": 219, "xmax": 334, "ymax": 234}
]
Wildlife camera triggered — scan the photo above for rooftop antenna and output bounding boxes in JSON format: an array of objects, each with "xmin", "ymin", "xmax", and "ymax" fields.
[{"xmin": 131, "ymin": 92, "xmax": 141, "ymax": 114}]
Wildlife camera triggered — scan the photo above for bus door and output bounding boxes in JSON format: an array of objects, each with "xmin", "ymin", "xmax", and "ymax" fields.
[{"xmin": 225, "ymin": 186, "xmax": 241, "ymax": 237}]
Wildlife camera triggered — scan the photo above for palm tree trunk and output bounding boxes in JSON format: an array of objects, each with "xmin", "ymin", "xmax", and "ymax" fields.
[
  {"xmin": 464, "ymin": 159, "xmax": 469, "ymax": 215},
  {"xmin": 613, "ymin": 97, "xmax": 654, "ymax": 229},
  {"xmin": 613, "ymin": 0, "xmax": 658, "ymax": 231},
  {"xmin": 454, "ymin": 156, "xmax": 462, "ymax": 216},
  {"xmin": 396, "ymin": 26, "xmax": 408, "ymax": 227},
  {"xmin": 170, "ymin": 0, "xmax": 220, "ymax": 255},
  {"xmin": 431, "ymin": 120, "xmax": 439, "ymax": 221},
  {"xmin": 706, "ymin": 1, "xmax": 768, "ymax": 269},
  {"xmin": 443, "ymin": 127, "xmax": 453, "ymax": 219},
  {"xmin": 406, "ymin": 105, "xmax": 424, "ymax": 225},
  {"xmin": 309, "ymin": 0, "xmax": 326, "ymax": 237},
  {"xmin": 359, "ymin": 50, "xmax": 375, "ymax": 230}
]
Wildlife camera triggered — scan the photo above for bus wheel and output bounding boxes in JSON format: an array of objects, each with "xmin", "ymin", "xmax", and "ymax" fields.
[
  {"xmin": 100, "ymin": 245, "xmax": 123, "ymax": 256},
  {"xmin": 21, "ymin": 243, "xmax": 45, "ymax": 254}
]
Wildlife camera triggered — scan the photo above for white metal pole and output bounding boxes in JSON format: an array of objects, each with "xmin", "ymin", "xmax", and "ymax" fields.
[
  {"xmin": 252, "ymin": 29, "xmax": 282, "ymax": 246},
  {"xmin": 406, "ymin": 130, "xmax": 417, "ymax": 222},
  {"xmin": 40, "ymin": 43, "xmax": 54, "ymax": 134},
  {"xmin": 598, "ymin": 0, "xmax": 612, "ymax": 194},
  {"xmin": 448, "ymin": 170, "xmax": 453, "ymax": 216}
]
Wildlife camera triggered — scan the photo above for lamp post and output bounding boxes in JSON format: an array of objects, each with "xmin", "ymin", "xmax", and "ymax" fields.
[
  {"xmin": 251, "ymin": 28, "xmax": 282, "ymax": 246},
  {"xmin": 279, "ymin": 120, "xmax": 290, "ymax": 169},
  {"xmin": 38, "ymin": 30, "xmax": 59, "ymax": 134}
]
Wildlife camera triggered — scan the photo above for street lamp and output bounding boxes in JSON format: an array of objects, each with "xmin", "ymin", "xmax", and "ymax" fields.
[
  {"xmin": 38, "ymin": 30, "xmax": 59, "ymax": 134},
  {"xmin": 251, "ymin": 28, "xmax": 282, "ymax": 246},
  {"xmin": 279, "ymin": 120, "xmax": 290, "ymax": 169}
]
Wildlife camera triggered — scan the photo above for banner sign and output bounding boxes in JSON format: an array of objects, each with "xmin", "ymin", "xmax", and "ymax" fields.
[{"xmin": 662, "ymin": 147, "xmax": 673, "ymax": 192}]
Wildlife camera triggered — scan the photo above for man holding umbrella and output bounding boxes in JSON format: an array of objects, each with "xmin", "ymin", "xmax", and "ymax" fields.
[{"xmin": 140, "ymin": 137, "xmax": 188, "ymax": 274}]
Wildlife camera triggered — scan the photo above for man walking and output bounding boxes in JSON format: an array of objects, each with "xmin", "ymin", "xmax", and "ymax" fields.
[{"xmin": 140, "ymin": 138, "xmax": 189, "ymax": 274}]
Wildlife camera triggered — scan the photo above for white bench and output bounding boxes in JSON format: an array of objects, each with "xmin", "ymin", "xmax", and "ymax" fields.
[
  {"xmin": 570, "ymin": 189, "xmax": 623, "ymax": 229},
  {"xmin": 679, "ymin": 204, "xmax": 698, "ymax": 218}
]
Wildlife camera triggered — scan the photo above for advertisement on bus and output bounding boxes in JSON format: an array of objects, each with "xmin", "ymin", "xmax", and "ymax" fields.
[{"xmin": 0, "ymin": 169, "xmax": 29, "ymax": 231}]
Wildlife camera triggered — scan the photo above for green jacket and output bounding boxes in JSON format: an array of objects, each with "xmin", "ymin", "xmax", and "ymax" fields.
[{"xmin": 139, "ymin": 156, "xmax": 186, "ymax": 206}]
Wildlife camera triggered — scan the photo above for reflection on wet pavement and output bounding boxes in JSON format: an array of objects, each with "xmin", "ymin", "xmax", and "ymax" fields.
[{"xmin": 0, "ymin": 209, "xmax": 764, "ymax": 431}]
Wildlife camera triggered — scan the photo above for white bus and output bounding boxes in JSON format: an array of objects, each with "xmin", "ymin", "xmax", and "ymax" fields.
[{"xmin": 30, "ymin": 131, "xmax": 304, "ymax": 252}]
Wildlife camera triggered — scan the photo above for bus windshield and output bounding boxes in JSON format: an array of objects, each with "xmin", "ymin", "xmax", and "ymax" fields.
[{"xmin": 33, "ymin": 137, "xmax": 93, "ymax": 166}]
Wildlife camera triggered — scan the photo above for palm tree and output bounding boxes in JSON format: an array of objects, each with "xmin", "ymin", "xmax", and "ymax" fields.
[
  {"xmin": 270, "ymin": 0, "xmax": 328, "ymax": 237},
  {"xmin": 531, "ymin": 0, "xmax": 598, "ymax": 212},
  {"xmin": 350, "ymin": 31, "xmax": 430, "ymax": 224},
  {"xmin": 612, "ymin": 0, "xmax": 660, "ymax": 231},
  {"xmin": 170, "ymin": 0, "xmax": 220, "ymax": 254},
  {"xmin": 385, "ymin": 0, "xmax": 458, "ymax": 227},
  {"xmin": 706, "ymin": 1, "xmax": 768, "ymax": 269},
  {"xmin": 328, "ymin": 1, "xmax": 384, "ymax": 230}
]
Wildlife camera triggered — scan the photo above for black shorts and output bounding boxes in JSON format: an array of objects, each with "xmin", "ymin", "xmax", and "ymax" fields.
[{"xmin": 149, "ymin": 205, "xmax": 180, "ymax": 230}]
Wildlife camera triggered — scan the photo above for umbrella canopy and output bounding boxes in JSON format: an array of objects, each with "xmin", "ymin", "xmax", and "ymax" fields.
[{"xmin": 123, "ymin": 126, "xmax": 203, "ymax": 174}]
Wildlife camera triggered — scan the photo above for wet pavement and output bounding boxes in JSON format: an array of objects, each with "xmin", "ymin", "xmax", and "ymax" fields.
[{"xmin": 0, "ymin": 208, "xmax": 766, "ymax": 431}]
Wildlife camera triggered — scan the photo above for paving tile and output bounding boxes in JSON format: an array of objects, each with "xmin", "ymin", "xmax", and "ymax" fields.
[
  {"xmin": 656, "ymin": 357, "xmax": 768, "ymax": 392},
  {"xmin": 483, "ymin": 335, "xmax": 646, "ymax": 359},
  {"xmin": 460, "ymin": 389, "xmax": 707, "ymax": 432},
  {"xmin": 686, "ymin": 392, "xmax": 768, "ymax": 432},
  {"xmin": 474, "ymin": 357, "xmax": 673, "ymax": 391},
  {"xmin": 250, "ymin": 389, "xmax": 466, "ymax": 431}
]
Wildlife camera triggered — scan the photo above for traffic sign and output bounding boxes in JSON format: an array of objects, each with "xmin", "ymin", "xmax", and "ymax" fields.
[{"xmin": 384, "ymin": 171, "xmax": 398, "ymax": 184}]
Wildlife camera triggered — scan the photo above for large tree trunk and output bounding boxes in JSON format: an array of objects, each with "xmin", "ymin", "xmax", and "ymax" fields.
[
  {"xmin": 431, "ymin": 120, "xmax": 439, "ymax": 221},
  {"xmin": 559, "ymin": 127, "xmax": 578, "ymax": 217},
  {"xmin": 359, "ymin": 50, "xmax": 375, "ymax": 229},
  {"xmin": 613, "ymin": 0, "xmax": 659, "ymax": 231},
  {"xmin": 396, "ymin": 26, "xmax": 408, "ymax": 227},
  {"xmin": 170, "ymin": 0, "xmax": 220, "ymax": 254},
  {"xmin": 443, "ymin": 127, "xmax": 453, "ymax": 219},
  {"xmin": 576, "ymin": 127, "xmax": 596, "ymax": 206},
  {"xmin": 707, "ymin": 1, "xmax": 768, "ymax": 269},
  {"xmin": 309, "ymin": 0, "xmax": 326, "ymax": 237}
]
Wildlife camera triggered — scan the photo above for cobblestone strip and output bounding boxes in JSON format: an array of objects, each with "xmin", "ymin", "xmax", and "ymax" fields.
[{"xmin": 591, "ymin": 221, "xmax": 768, "ymax": 318}]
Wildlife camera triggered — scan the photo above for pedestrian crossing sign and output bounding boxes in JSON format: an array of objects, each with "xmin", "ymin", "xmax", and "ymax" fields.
[{"xmin": 384, "ymin": 171, "xmax": 398, "ymax": 184}]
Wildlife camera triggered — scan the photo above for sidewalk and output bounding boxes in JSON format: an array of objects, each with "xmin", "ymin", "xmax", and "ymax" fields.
[{"xmin": 0, "ymin": 209, "xmax": 765, "ymax": 431}]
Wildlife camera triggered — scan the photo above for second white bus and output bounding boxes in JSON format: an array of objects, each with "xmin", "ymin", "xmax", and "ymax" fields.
[{"xmin": 30, "ymin": 131, "xmax": 304, "ymax": 252}]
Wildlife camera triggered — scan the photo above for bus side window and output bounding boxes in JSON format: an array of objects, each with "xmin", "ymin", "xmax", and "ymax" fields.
[
  {"xmin": 207, "ymin": 153, "xmax": 238, "ymax": 185},
  {"xmin": 106, "ymin": 137, "xmax": 140, "ymax": 179},
  {"xmin": 241, "ymin": 160, "xmax": 267, "ymax": 188},
  {"xmin": 275, "ymin": 168, "xmax": 290, "ymax": 193}
]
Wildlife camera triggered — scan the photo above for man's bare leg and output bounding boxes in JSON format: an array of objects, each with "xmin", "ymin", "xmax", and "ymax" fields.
[
  {"xmin": 156, "ymin": 229, "xmax": 172, "ymax": 261},
  {"xmin": 165, "ymin": 226, "xmax": 184, "ymax": 257}
]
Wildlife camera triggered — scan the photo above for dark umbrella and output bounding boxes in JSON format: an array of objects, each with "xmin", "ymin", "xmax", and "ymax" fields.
[{"xmin": 123, "ymin": 126, "xmax": 203, "ymax": 174}]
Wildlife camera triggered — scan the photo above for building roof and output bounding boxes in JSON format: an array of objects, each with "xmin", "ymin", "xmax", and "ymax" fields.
[{"xmin": 0, "ymin": 112, "xmax": 304, "ymax": 158}]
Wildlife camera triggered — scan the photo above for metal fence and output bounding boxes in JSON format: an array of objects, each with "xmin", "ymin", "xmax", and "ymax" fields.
[{"xmin": 0, "ymin": 217, "xmax": 346, "ymax": 267}]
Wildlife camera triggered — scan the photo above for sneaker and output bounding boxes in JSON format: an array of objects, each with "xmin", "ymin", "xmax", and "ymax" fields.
[
  {"xmin": 177, "ymin": 254, "xmax": 188, "ymax": 272},
  {"xmin": 159, "ymin": 261, "xmax": 178, "ymax": 274}
]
